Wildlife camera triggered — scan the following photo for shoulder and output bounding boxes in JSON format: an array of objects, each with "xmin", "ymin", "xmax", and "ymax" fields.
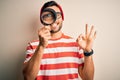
[
  {"xmin": 62, "ymin": 34, "xmax": 73, "ymax": 39},
  {"xmin": 62, "ymin": 34, "xmax": 77, "ymax": 42},
  {"xmin": 26, "ymin": 39, "xmax": 39, "ymax": 50},
  {"xmin": 28, "ymin": 39, "xmax": 39, "ymax": 45}
]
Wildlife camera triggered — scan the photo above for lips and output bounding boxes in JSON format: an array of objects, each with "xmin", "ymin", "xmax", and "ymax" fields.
[{"xmin": 52, "ymin": 23, "xmax": 59, "ymax": 28}]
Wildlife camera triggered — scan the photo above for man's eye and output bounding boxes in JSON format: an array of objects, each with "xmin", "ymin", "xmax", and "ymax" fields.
[
  {"xmin": 42, "ymin": 14, "xmax": 53, "ymax": 20},
  {"xmin": 45, "ymin": 14, "xmax": 52, "ymax": 17}
]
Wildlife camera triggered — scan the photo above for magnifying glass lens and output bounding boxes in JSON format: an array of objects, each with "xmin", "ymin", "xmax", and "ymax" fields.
[
  {"xmin": 40, "ymin": 8, "xmax": 57, "ymax": 25},
  {"xmin": 41, "ymin": 12, "xmax": 54, "ymax": 25}
]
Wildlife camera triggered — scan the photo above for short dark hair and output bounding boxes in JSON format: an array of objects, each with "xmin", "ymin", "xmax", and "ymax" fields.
[{"xmin": 40, "ymin": 1, "xmax": 64, "ymax": 20}]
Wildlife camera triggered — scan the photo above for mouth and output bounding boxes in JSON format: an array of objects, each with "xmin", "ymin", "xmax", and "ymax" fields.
[
  {"xmin": 52, "ymin": 22, "xmax": 59, "ymax": 28},
  {"xmin": 50, "ymin": 23, "xmax": 59, "ymax": 33}
]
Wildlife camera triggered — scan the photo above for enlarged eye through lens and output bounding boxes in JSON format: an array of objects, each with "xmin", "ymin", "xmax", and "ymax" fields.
[
  {"xmin": 41, "ymin": 12, "xmax": 54, "ymax": 24},
  {"xmin": 40, "ymin": 8, "xmax": 57, "ymax": 25}
]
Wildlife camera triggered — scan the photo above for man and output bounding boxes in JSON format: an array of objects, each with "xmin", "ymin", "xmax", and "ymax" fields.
[{"xmin": 23, "ymin": 1, "xmax": 96, "ymax": 80}]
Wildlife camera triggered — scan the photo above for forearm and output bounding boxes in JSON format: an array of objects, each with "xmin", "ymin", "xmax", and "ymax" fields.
[
  {"xmin": 81, "ymin": 56, "xmax": 94, "ymax": 80},
  {"xmin": 23, "ymin": 46, "xmax": 44, "ymax": 80}
]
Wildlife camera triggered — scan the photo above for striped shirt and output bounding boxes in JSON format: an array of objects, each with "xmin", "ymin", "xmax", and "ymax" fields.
[{"xmin": 24, "ymin": 33, "xmax": 84, "ymax": 80}]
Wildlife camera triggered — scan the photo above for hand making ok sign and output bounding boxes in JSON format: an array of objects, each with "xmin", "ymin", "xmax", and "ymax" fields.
[{"xmin": 76, "ymin": 24, "xmax": 96, "ymax": 52}]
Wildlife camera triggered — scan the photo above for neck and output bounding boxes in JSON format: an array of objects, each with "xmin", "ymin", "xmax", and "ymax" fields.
[{"xmin": 51, "ymin": 31, "xmax": 62, "ymax": 40}]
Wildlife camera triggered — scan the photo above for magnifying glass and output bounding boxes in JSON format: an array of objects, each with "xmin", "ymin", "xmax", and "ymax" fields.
[{"xmin": 40, "ymin": 8, "xmax": 57, "ymax": 25}]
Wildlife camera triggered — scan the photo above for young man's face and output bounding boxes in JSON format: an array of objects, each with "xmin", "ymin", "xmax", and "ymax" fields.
[{"xmin": 46, "ymin": 6, "xmax": 63, "ymax": 33}]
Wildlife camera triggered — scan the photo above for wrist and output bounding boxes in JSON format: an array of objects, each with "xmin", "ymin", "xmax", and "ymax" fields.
[
  {"xmin": 38, "ymin": 44, "xmax": 45, "ymax": 49},
  {"xmin": 38, "ymin": 42, "xmax": 47, "ymax": 48},
  {"xmin": 84, "ymin": 48, "xmax": 92, "ymax": 52},
  {"xmin": 84, "ymin": 49, "xmax": 94, "ymax": 56},
  {"xmin": 36, "ymin": 45, "xmax": 45, "ymax": 53}
]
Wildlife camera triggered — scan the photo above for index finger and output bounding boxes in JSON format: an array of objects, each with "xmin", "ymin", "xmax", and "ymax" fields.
[{"xmin": 85, "ymin": 24, "xmax": 89, "ymax": 36}]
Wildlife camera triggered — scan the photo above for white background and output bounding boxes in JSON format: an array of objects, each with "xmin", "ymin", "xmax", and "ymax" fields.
[{"xmin": 0, "ymin": 0, "xmax": 120, "ymax": 80}]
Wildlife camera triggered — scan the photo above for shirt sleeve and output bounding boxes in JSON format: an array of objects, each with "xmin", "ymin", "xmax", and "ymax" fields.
[
  {"xmin": 78, "ymin": 48, "xmax": 84, "ymax": 66},
  {"xmin": 24, "ymin": 42, "xmax": 35, "ymax": 63}
]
